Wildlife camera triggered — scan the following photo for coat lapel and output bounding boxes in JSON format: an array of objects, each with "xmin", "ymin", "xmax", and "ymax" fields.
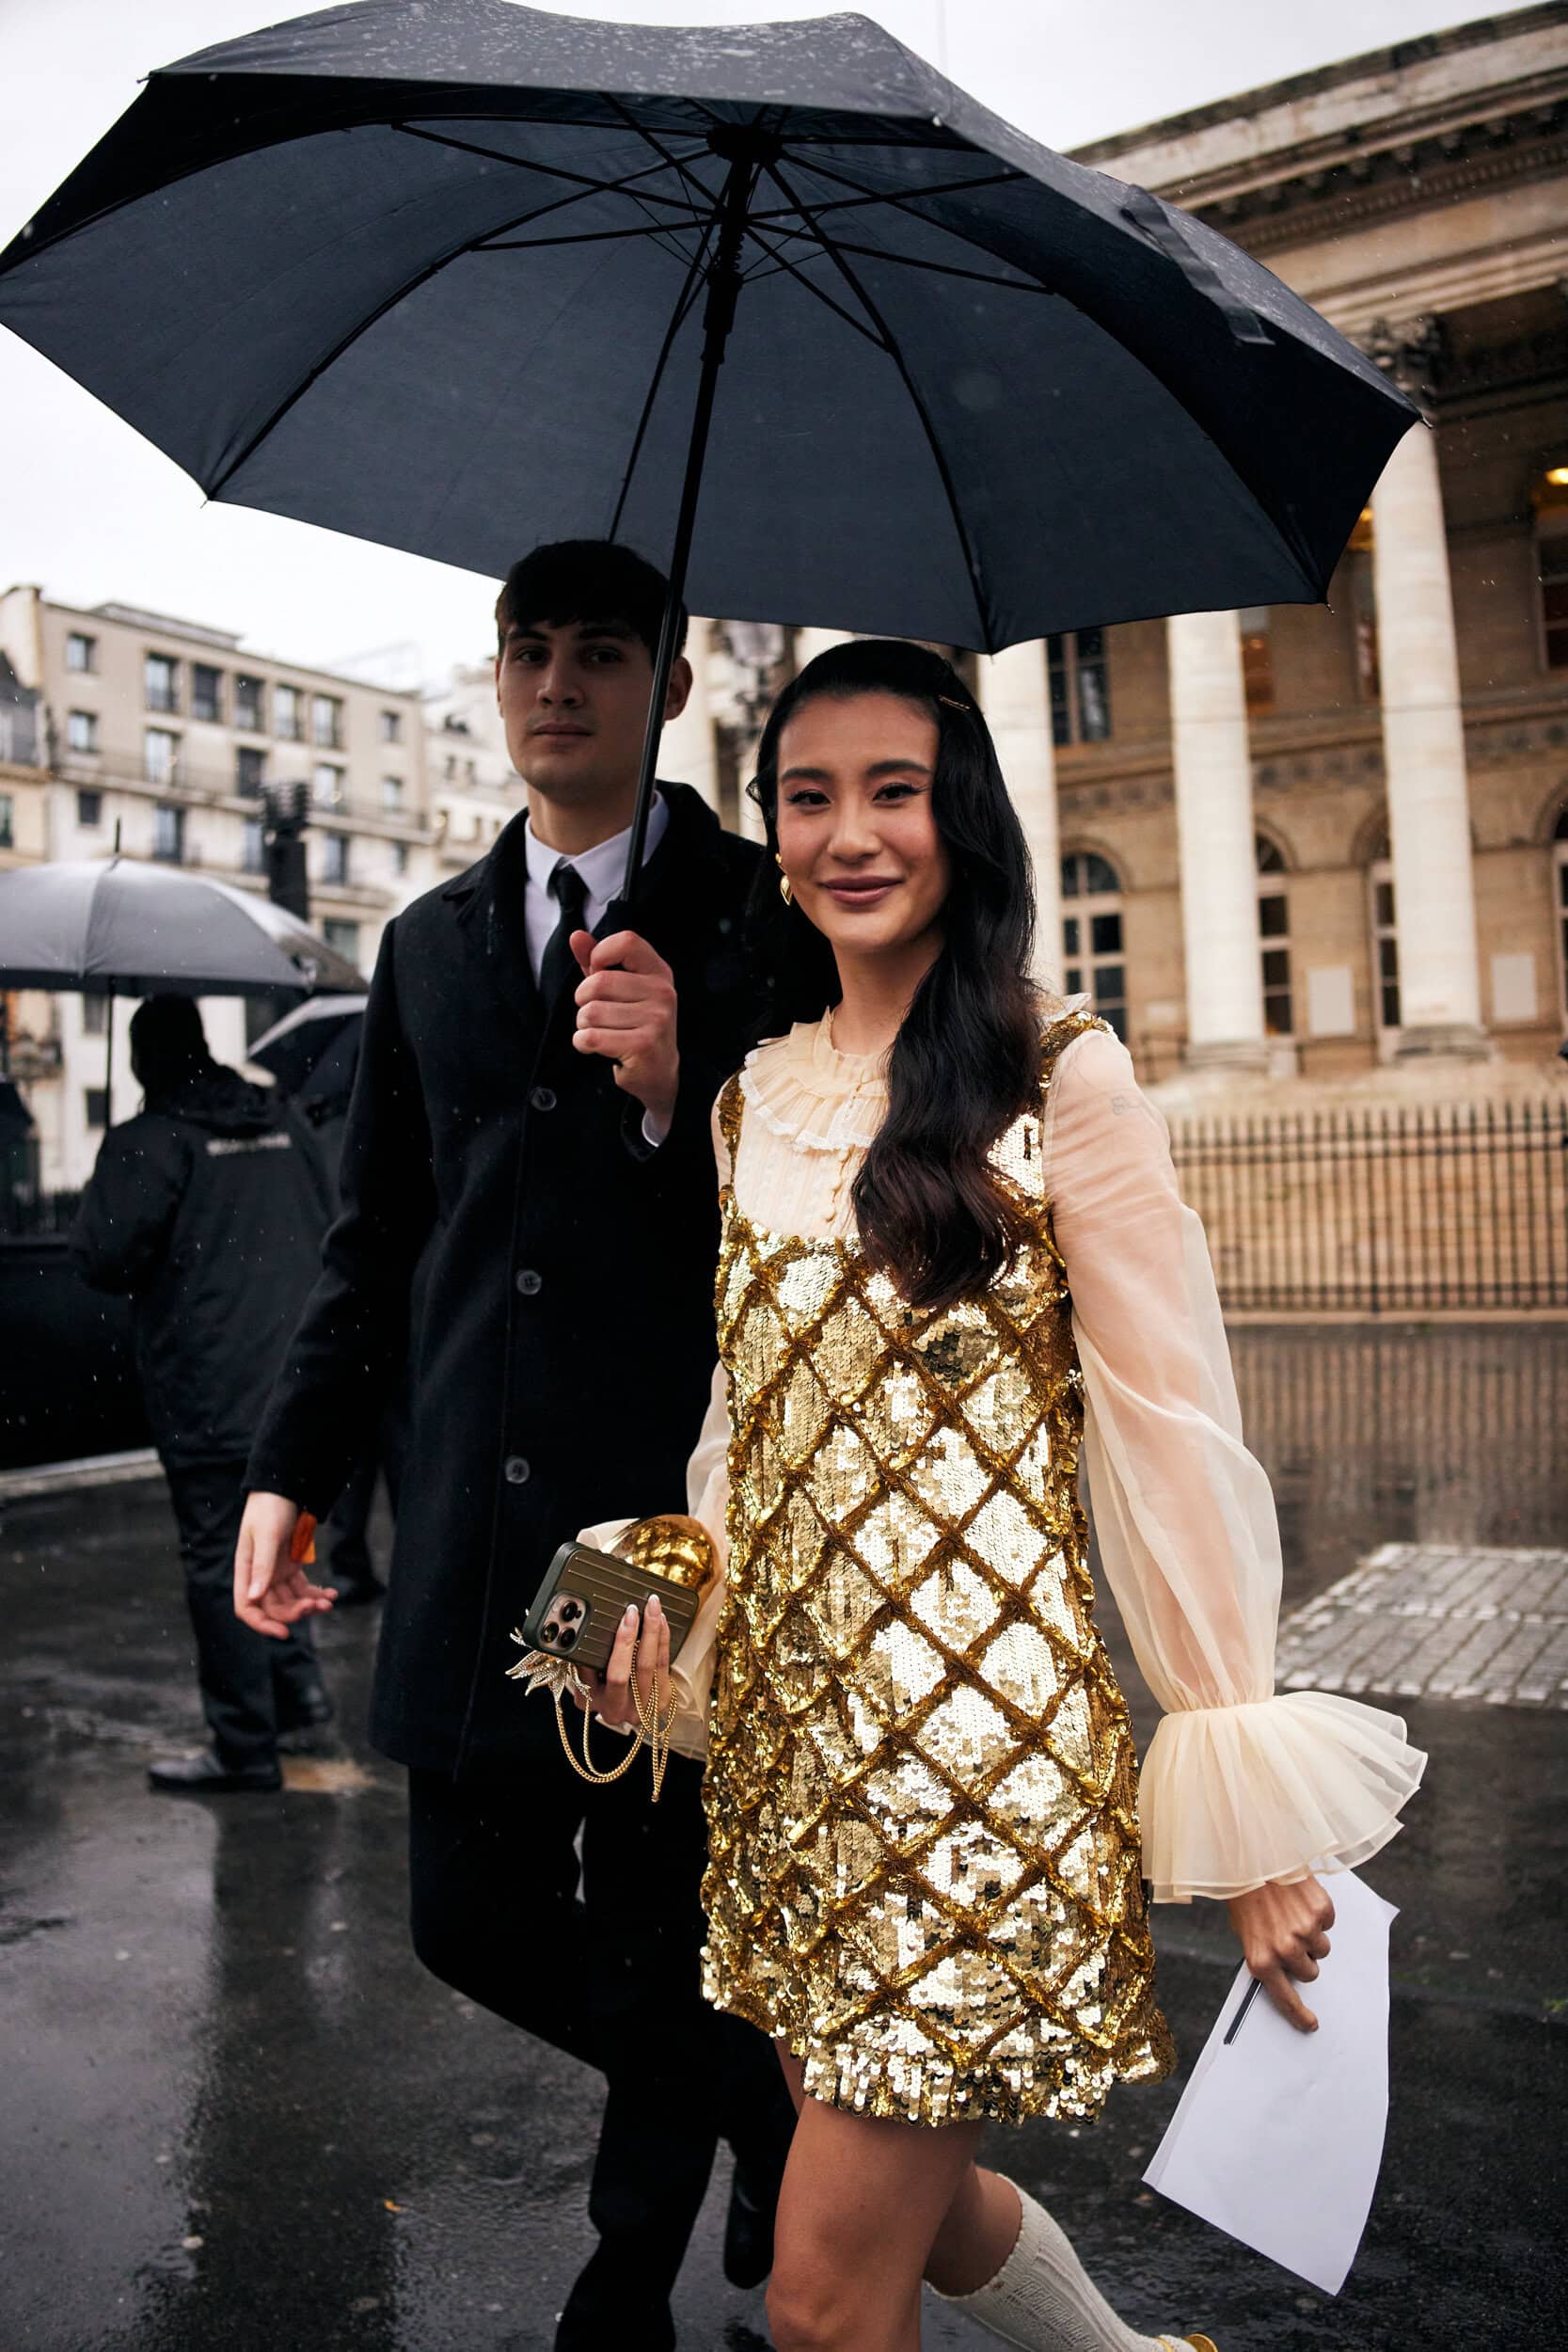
[{"xmin": 443, "ymin": 809, "xmax": 542, "ymax": 1040}]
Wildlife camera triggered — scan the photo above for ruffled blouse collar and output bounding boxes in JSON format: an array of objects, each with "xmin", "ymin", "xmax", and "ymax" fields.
[{"xmin": 738, "ymin": 1014, "xmax": 888, "ymax": 1155}]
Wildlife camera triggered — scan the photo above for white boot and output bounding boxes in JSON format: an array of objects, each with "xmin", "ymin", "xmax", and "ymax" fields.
[{"xmin": 929, "ymin": 2178, "xmax": 1215, "ymax": 2352}]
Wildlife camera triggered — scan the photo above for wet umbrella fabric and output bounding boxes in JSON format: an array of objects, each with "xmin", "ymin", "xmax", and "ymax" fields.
[
  {"xmin": 0, "ymin": 1, "xmax": 1416, "ymax": 654},
  {"xmin": 248, "ymin": 994, "xmax": 370, "ymax": 1094},
  {"xmin": 0, "ymin": 859, "xmax": 365, "ymax": 997}
]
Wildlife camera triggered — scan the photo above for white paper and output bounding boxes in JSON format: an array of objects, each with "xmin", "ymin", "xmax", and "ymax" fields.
[{"xmin": 1144, "ymin": 1869, "xmax": 1397, "ymax": 2296}]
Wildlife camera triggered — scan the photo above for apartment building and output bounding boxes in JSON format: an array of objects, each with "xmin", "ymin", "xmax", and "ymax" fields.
[{"xmin": 0, "ymin": 586, "xmax": 436, "ymax": 1188}]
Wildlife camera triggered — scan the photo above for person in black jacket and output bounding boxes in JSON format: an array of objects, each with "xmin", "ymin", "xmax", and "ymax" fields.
[
  {"xmin": 72, "ymin": 994, "xmax": 336, "ymax": 1793},
  {"xmin": 234, "ymin": 543, "xmax": 795, "ymax": 2352}
]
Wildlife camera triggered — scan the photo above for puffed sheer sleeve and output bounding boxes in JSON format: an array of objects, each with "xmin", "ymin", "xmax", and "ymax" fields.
[{"xmin": 1045, "ymin": 1027, "xmax": 1426, "ymax": 1902}]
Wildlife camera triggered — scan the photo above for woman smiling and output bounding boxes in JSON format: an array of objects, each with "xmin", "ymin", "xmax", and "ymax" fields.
[{"xmin": 590, "ymin": 638, "xmax": 1424, "ymax": 2352}]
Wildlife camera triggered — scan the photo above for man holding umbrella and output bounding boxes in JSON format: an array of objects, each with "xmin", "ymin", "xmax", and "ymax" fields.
[{"xmin": 234, "ymin": 541, "xmax": 794, "ymax": 2347}]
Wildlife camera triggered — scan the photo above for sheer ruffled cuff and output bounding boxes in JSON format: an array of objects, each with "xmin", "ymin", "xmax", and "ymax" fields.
[{"xmin": 1138, "ymin": 1690, "xmax": 1427, "ymax": 1903}]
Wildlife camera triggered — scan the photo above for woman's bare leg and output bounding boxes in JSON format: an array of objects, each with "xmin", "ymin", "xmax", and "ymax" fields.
[{"xmin": 766, "ymin": 2046, "xmax": 1021, "ymax": 2352}]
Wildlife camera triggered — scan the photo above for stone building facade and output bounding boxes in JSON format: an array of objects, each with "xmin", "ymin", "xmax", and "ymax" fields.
[
  {"xmin": 674, "ymin": 8, "xmax": 1568, "ymax": 1086},
  {"xmin": 0, "ymin": 587, "xmax": 436, "ymax": 1190}
]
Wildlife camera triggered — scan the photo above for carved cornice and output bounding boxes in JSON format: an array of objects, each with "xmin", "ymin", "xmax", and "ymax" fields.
[{"xmin": 1188, "ymin": 103, "xmax": 1568, "ymax": 258}]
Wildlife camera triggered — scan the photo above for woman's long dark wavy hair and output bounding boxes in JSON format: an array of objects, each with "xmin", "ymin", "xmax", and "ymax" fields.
[{"xmin": 748, "ymin": 638, "xmax": 1041, "ymax": 1315}]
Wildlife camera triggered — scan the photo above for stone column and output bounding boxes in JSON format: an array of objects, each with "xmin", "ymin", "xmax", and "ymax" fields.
[
  {"xmin": 977, "ymin": 643, "xmax": 1061, "ymax": 985},
  {"xmin": 657, "ymin": 615, "xmax": 720, "ymax": 813},
  {"xmin": 1367, "ymin": 319, "xmax": 1486, "ymax": 1057},
  {"xmin": 1167, "ymin": 609, "xmax": 1269, "ymax": 1073}
]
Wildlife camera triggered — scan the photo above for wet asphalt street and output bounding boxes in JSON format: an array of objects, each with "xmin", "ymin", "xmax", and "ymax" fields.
[{"xmin": 1, "ymin": 1324, "xmax": 1565, "ymax": 2352}]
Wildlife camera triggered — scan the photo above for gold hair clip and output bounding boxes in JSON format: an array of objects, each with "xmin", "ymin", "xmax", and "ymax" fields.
[{"xmin": 937, "ymin": 693, "xmax": 968, "ymax": 712}]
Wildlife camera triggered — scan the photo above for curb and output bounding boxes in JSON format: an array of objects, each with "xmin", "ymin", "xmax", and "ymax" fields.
[{"xmin": 0, "ymin": 1448, "xmax": 162, "ymax": 1502}]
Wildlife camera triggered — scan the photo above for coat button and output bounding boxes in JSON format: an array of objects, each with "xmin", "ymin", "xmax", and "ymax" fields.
[
  {"xmin": 530, "ymin": 1085, "xmax": 557, "ymax": 1111},
  {"xmin": 503, "ymin": 1455, "xmax": 531, "ymax": 1486},
  {"xmin": 515, "ymin": 1268, "xmax": 542, "ymax": 1296}
]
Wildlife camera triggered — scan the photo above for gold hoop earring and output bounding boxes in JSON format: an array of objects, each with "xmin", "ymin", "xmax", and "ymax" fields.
[{"xmin": 775, "ymin": 852, "xmax": 793, "ymax": 907}]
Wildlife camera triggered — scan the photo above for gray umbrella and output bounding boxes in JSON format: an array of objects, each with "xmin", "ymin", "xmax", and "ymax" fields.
[
  {"xmin": 0, "ymin": 857, "xmax": 364, "ymax": 1122},
  {"xmin": 248, "ymin": 993, "xmax": 368, "ymax": 1094},
  {"xmin": 0, "ymin": 2, "xmax": 1418, "ymax": 897},
  {"xmin": 0, "ymin": 859, "xmax": 364, "ymax": 997}
]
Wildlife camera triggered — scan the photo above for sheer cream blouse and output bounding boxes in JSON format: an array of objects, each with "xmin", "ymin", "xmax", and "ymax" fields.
[{"xmin": 593, "ymin": 1013, "xmax": 1425, "ymax": 1904}]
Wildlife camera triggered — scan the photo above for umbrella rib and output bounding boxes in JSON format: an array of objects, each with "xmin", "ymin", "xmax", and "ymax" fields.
[
  {"xmin": 735, "ymin": 223, "xmax": 891, "ymax": 349},
  {"xmin": 596, "ymin": 101, "xmax": 734, "ymax": 271},
  {"xmin": 606, "ymin": 204, "xmax": 725, "ymax": 544},
  {"xmin": 806, "ymin": 237, "xmax": 1053, "ymax": 296},
  {"xmin": 477, "ymin": 220, "xmax": 708, "ymax": 254},
  {"xmin": 765, "ymin": 160, "xmax": 994, "ymax": 646},
  {"xmin": 393, "ymin": 122, "xmax": 710, "ymax": 219},
  {"xmin": 206, "ymin": 160, "xmax": 704, "ymax": 501},
  {"xmin": 749, "ymin": 165, "xmax": 1023, "ymax": 230}
]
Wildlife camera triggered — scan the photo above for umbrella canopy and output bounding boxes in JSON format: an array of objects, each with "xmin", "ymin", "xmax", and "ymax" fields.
[
  {"xmin": 0, "ymin": 859, "xmax": 366, "ymax": 997},
  {"xmin": 0, "ymin": 1, "xmax": 1416, "ymax": 654},
  {"xmin": 248, "ymin": 993, "xmax": 368, "ymax": 1092}
]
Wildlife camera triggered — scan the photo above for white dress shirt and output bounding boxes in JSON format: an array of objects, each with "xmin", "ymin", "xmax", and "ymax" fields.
[
  {"xmin": 521, "ymin": 791, "xmax": 673, "ymax": 1146},
  {"xmin": 520, "ymin": 790, "xmax": 671, "ymax": 981}
]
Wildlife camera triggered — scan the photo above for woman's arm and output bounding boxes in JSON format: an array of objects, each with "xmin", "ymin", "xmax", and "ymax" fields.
[{"xmin": 1046, "ymin": 1027, "xmax": 1425, "ymax": 2017}]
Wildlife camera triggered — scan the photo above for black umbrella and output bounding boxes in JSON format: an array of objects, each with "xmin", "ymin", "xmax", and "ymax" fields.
[
  {"xmin": 0, "ymin": 2, "xmax": 1416, "ymax": 897},
  {"xmin": 248, "ymin": 994, "xmax": 368, "ymax": 1094},
  {"xmin": 0, "ymin": 856, "xmax": 364, "ymax": 1121}
]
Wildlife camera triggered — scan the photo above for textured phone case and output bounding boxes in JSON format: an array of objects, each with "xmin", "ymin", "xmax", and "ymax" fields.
[{"xmin": 521, "ymin": 1540, "xmax": 702, "ymax": 1675}]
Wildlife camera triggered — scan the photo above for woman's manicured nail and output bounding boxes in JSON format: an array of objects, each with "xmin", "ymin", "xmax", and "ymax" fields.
[{"xmin": 623, "ymin": 1603, "xmax": 638, "ymax": 1624}]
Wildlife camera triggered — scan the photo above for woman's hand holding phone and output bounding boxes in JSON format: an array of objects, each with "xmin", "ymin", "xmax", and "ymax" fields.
[{"xmin": 579, "ymin": 1593, "xmax": 671, "ymax": 1730}]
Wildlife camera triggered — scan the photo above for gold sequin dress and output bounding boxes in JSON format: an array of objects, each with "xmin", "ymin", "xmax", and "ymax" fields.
[
  {"xmin": 700, "ymin": 1009, "xmax": 1174, "ymax": 2125},
  {"xmin": 619, "ymin": 1010, "xmax": 1424, "ymax": 2129}
]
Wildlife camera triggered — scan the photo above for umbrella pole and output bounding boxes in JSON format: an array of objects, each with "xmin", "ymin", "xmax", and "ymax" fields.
[
  {"xmin": 103, "ymin": 985, "xmax": 115, "ymax": 1129},
  {"xmin": 619, "ymin": 147, "xmax": 764, "ymax": 907}
]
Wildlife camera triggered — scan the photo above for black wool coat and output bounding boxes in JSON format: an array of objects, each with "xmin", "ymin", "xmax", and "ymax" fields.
[{"xmin": 246, "ymin": 785, "xmax": 764, "ymax": 1779}]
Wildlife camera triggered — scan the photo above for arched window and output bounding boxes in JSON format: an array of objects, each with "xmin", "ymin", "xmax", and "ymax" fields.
[
  {"xmin": 1256, "ymin": 835, "xmax": 1292, "ymax": 1036},
  {"xmin": 1060, "ymin": 850, "xmax": 1127, "ymax": 1040},
  {"xmin": 1533, "ymin": 464, "xmax": 1568, "ymax": 671},
  {"xmin": 1554, "ymin": 805, "xmax": 1568, "ymax": 1017}
]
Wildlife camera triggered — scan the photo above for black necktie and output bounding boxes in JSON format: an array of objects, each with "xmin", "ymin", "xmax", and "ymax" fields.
[{"xmin": 540, "ymin": 858, "xmax": 589, "ymax": 1017}]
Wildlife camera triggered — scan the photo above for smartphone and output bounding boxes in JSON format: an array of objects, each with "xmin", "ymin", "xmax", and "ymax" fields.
[{"xmin": 520, "ymin": 1539, "xmax": 702, "ymax": 1677}]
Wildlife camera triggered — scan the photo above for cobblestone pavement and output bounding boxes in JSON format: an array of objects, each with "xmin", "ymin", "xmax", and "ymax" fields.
[{"xmin": 1277, "ymin": 1544, "xmax": 1568, "ymax": 1708}]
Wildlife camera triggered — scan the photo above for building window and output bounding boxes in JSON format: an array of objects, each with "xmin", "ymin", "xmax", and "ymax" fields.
[
  {"xmin": 234, "ymin": 674, "xmax": 263, "ymax": 732},
  {"xmin": 380, "ymin": 773, "xmax": 404, "ymax": 813},
  {"xmin": 76, "ymin": 788, "xmax": 103, "ymax": 827},
  {"xmin": 1047, "ymin": 630, "xmax": 1112, "ymax": 746},
  {"xmin": 321, "ymin": 833, "xmax": 349, "ymax": 885},
  {"xmin": 1534, "ymin": 468, "xmax": 1568, "ymax": 671},
  {"xmin": 390, "ymin": 838, "xmax": 409, "ymax": 876},
  {"xmin": 191, "ymin": 663, "xmax": 224, "ymax": 723},
  {"xmin": 242, "ymin": 817, "xmax": 265, "ymax": 875},
  {"xmin": 67, "ymin": 708, "xmax": 99, "ymax": 754},
  {"xmin": 66, "ymin": 631, "xmax": 97, "ymax": 674},
  {"xmin": 1256, "ymin": 835, "xmax": 1292, "ymax": 1035},
  {"xmin": 322, "ymin": 915, "xmax": 361, "ymax": 961},
  {"xmin": 1370, "ymin": 859, "xmax": 1401, "ymax": 1041},
  {"xmin": 379, "ymin": 709, "xmax": 403, "ymax": 744},
  {"xmin": 1240, "ymin": 608, "xmax": 1275, "ymax": 713},
  {"xmin": 144, "ymin": 727, "xmax": 180, "ymax": 786},
  {"xmin": 236, "ymin": 745, "xmax": 267, "ymax": 798},
  {"xmin": 1554, "ymin": 807, "xmax": 1568, "ymax": 1017},
  {"xmin": 85, "ymin": 1089, "xmax": 108, "ymax": 1131},
  {"xmin": 275, "ymin": 683, "xmax": 304, "ymax": 740},
  {"xmin": 313, "ymin": 762, "xmax": 345, "ymax": 809},
  {"xmin": 311, "ymin": 693, "xmax": 343, "ymax": 750},
  {"xmin": 144, "ymin": 653, "xmax": 179, "ymax": 714},
  {"xmin": 0, "ymin": 793, "xmax": 12, "ymax": 850},
  {"xmin": 1059, "ymin": 850, "xmax": 1127, "ymax": 1039},
  {"xmin": 84, "ymin": 993, "xmax": 108, "ymax": 1035},
  {"xmin": 152, "ymin": 803, "xmax": 185, "ymax": 864}
]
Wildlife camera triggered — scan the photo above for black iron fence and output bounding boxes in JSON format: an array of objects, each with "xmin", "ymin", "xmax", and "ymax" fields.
[{"xmin": 1169, "ymin": 1097, "xmax": 1568, "ymax": 1313}]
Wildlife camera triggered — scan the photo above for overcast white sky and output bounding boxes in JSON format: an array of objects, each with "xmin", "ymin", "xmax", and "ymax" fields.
[{"xmin": 1, "ymin": 0, "xmax": 1487, "ymax": 685}]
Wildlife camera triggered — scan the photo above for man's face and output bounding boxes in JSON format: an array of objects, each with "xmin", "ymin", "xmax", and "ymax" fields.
[{"xmin": 495, "ymin": 617, "xmax": 690, "ymax": 806}]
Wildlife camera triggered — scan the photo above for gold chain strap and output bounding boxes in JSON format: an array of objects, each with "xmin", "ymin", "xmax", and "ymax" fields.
[{"xmin": 552, "ymin": 1633, "xmax": 678, "ymax": 1801}]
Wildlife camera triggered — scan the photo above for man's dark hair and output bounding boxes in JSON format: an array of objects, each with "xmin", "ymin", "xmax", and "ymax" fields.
[
  {"xmin": 130, "ymin": 994, "xmax": 210, "ymax": 1096},
  {"xmin": 494, "ymin": 540, "xmax": 686, "ymax": 667}
]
